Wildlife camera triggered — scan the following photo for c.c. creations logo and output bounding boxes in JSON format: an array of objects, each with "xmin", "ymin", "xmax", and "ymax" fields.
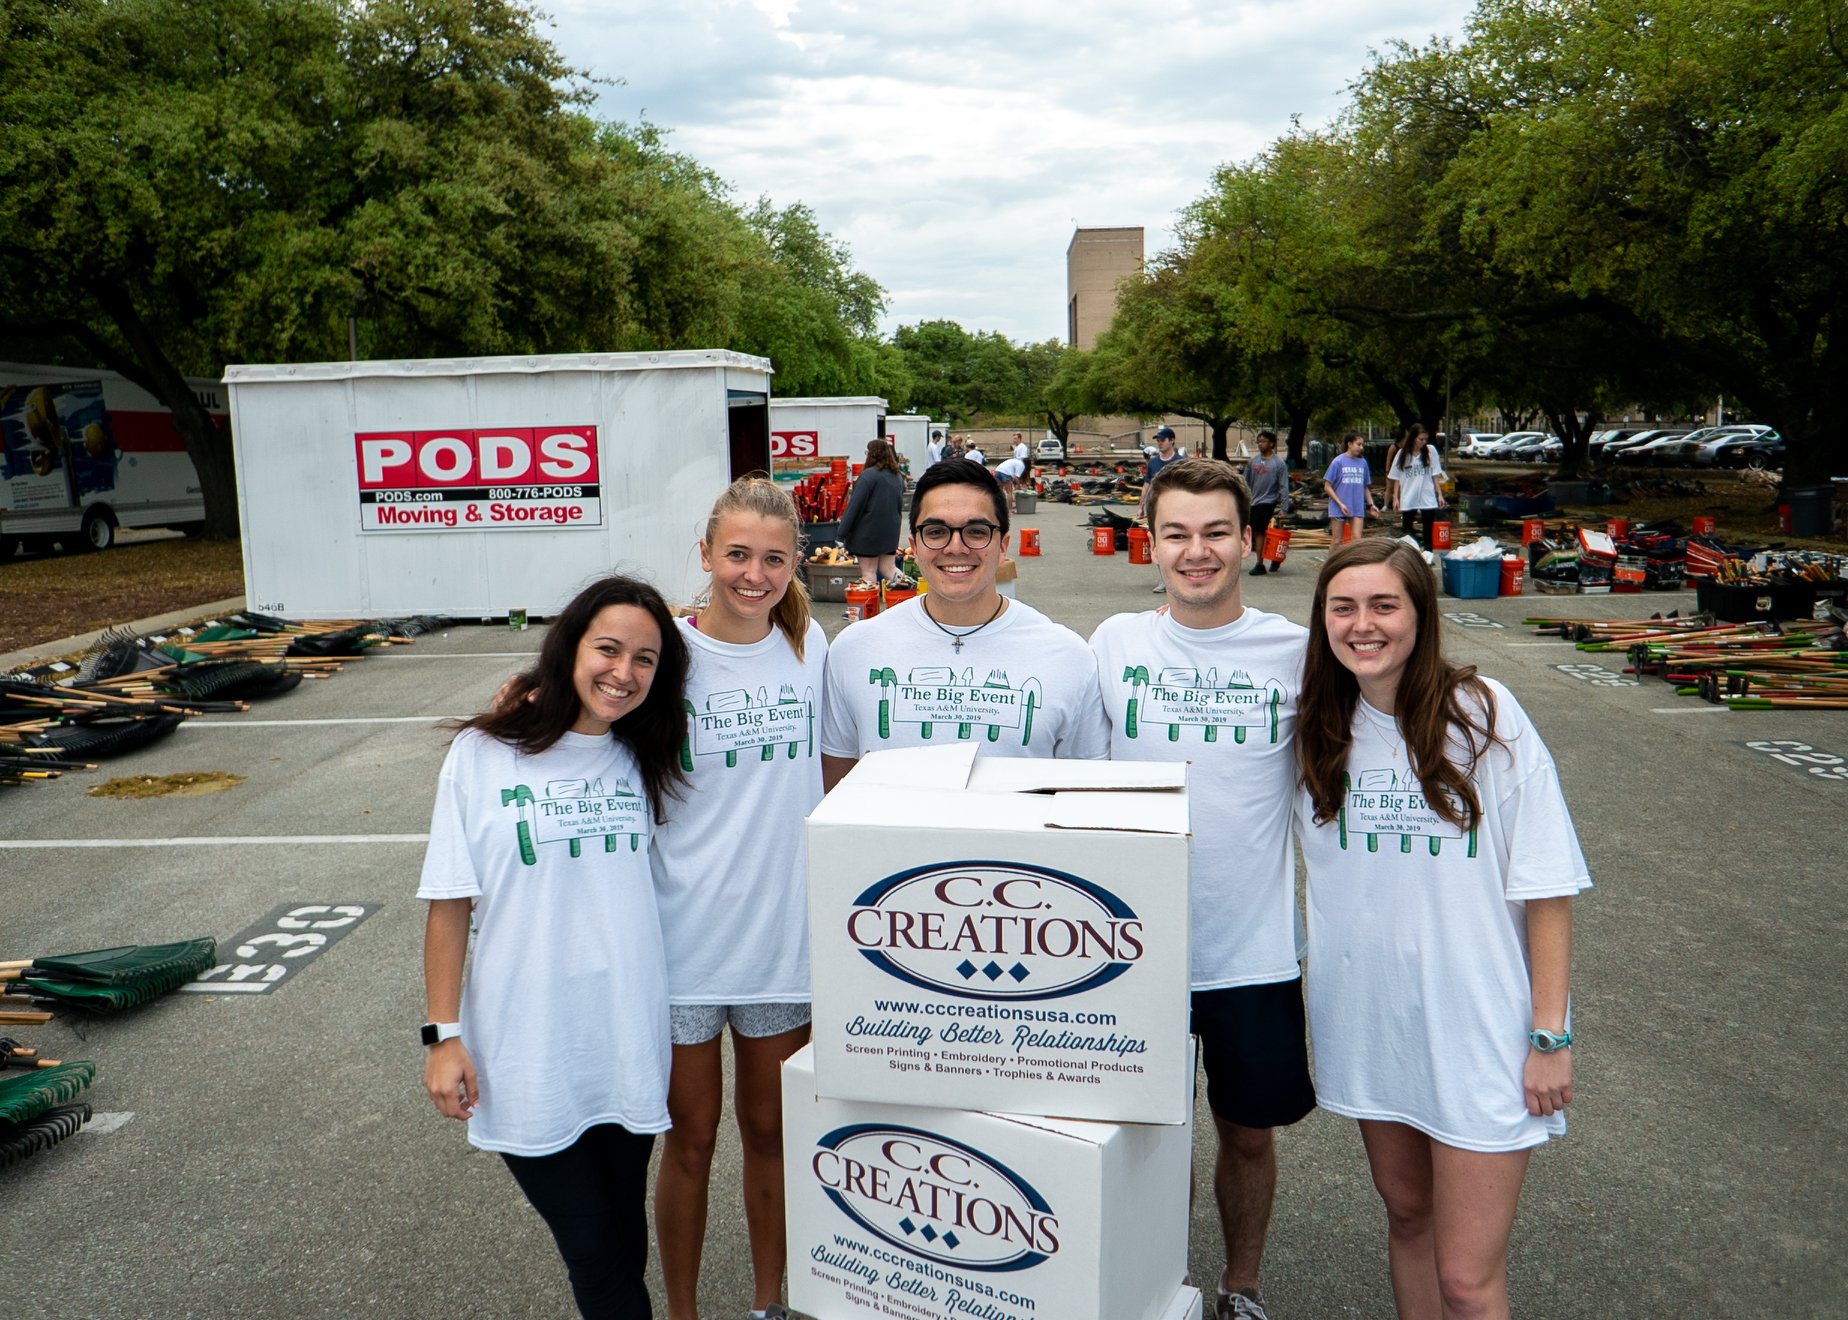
[
  {"xmin": 812, "ymin": 1124, "xmax": 1061, "ymax": 1272},
  {"xmin": 845, "ymin": 861, "xmax": 1144, "ymax": 1001}
]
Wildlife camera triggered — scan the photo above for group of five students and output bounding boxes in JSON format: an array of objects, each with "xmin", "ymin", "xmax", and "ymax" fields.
[{"xmin": 421, "ymin": 456, "xmax": 1586, "ymax": 1320}]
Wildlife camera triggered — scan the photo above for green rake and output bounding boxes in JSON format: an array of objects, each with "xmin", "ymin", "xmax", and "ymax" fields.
[
  {"xmin": 0, "ymin": 1062, "xmax": 97, "ymax": 1170},
  {"xmin": 0, "ymin": 938, "xmax": 217, "ymax": 1013}
]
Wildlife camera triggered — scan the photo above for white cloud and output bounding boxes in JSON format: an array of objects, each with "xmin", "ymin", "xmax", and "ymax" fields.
[{"xmin": 540, "ymin": 0, "xmax": 1476, "ymax": 342}]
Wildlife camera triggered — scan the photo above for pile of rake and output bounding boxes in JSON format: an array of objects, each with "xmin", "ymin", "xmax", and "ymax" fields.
[
  {"xmin": 1, "ymin": 612, "xmax": 449, "ymax": 785},
  {"xmin": 1526, "ymin": 609, "xmax": 1848, "ymax": 710}
]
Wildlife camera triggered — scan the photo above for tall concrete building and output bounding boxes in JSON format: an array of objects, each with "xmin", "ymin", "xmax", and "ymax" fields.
[{"xmin": 1066, "ymin": 227, "xmax": 1144, "ymax": 349}]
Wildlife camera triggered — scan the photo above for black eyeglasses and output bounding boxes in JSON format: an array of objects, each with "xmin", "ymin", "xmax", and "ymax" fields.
[{"xmin": 915, "ymin": 520, "xmax": 998, "ymax": 550}]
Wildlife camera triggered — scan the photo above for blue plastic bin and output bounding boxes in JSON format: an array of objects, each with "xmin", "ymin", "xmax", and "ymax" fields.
[{"xmin": 1442, "ymin": 554, "xmax": 1501, "ymax": 599}]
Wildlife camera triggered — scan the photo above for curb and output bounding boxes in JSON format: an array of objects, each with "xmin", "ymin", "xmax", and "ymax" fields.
[{"xmin": 0, "ymin": 595, "xmax": 248, "ymax": 675}]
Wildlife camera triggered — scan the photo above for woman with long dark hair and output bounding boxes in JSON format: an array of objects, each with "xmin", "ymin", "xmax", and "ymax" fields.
[
  {"xmin": 836, "ymin": 438, "xmax": 909, "ymax": 588},
  {"xmin": 420, "ymin": 574, "xmax": 690, "ymax": 1318},
  {"xmin": 1388, "ymin": 424, "xmax": 1447, "ymax": 549},
  {"xmin": 653, "ymin": 476, "xmax": 826, "ymax": 1320},
  {"xmin": 1295, "ymin": 539, "xmax": 1589, "ymax": 1320}
]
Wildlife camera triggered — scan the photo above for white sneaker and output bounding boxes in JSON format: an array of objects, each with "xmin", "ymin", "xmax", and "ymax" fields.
[{"xmin": 1216, "ymin": 1289, "xmax": 1270, "ymax": 1320}]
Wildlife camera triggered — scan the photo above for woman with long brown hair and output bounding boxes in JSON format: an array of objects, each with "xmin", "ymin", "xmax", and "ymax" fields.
[
  {"xmin": 1294, "ymin": 539, "xmax": 1589, "ymax": 1320},
  {"xmin": 420, "ymin": 574, "xmax": 691, "ymax": 1318},
  {"xmin": 835, "ymin": 438, "xmax": 909, "ymax": 588}
]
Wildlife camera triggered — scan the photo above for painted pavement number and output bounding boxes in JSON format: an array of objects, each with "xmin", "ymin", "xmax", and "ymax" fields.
[
  {"xmin": 1553, "ymin": 662, "xmax": 1639, "ymax": 688},
  {"xmin": 1741, "ymin": 740, "xmax": 1848, "ymax": 783},
  {"xmin": 180, "ymin": 903, "xmax": 376, "ymax": 994},
  {"xmin": 1443, "ymin": 611, "xmax": 1506, "ymax": 630}
]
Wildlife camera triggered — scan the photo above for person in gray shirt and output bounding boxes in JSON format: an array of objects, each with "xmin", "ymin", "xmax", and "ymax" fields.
[{"xmin": 1244, "ymin": 430, "xmax": 1289, "ymax": 575}]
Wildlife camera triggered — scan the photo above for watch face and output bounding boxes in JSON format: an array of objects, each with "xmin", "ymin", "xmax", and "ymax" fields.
[{"xmin": 420, "ymin": 1023, "xmax": 439, "ymax": 1046}]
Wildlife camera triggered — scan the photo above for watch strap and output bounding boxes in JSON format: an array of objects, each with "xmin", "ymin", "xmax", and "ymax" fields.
[{"xmin": 1527, "ymin": 1027, "xmax": 1572, "ymax": 1053}]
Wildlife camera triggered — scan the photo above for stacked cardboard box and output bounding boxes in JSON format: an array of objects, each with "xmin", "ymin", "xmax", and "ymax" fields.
[{"xmin": 787, "ymin": 745, "xmax": 1201, "ymax": 1320}]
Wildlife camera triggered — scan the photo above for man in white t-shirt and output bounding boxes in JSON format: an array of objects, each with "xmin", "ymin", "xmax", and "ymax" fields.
[
  {"xmin": 1090, "ymin": 457, "xmax": 1313, "ymax": 1320},
  {"xmin": 1011, "ymin": 432, "xmax": 1030, "ymax": 466},
  {"xmin": 964, "ymin": 444, "xmax": 986, "ymax": 466},
  {"xmin": 927, "ymin": 430, "xmax": 947, "ymax": 465},
  {"xmin": 822, "ymin": 461, "xmax": 1107, "ymax": 787}
]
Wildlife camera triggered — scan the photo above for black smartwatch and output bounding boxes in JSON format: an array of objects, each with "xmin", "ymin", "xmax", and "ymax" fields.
[{"xmin": 420, "ymin": 1021, "xmax": 462, "ymax": 1046}]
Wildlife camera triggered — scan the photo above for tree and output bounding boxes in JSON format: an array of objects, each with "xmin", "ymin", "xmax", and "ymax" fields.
[
  {"xmin": 888, "ymin": 320, "xmax": 1030, "ymax": 425},
  {"xmin": 1434, "ymin": 0, "xmax": 1848, "ymax": 481},
  {"xmin": 0, "ymin": 0, "xmax": 895, "ymax": 536}
]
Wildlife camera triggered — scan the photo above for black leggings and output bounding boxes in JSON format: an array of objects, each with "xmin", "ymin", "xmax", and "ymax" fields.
[
  {"xmin": 1401, "ymin": 508, "xmax": 1438, "ymax": 547},
  {"xmin": 1249, "ymin": 501, "xmax": 1277, "ymax": 550},
  {"xmin": 502, "ymin": 1124, "xmax": 658, "ymax": 1318}
]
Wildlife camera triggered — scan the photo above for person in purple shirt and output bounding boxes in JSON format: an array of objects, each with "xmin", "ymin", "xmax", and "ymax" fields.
[{"xmin": 1323, "ymin": 432, "xmax": 1379, "ymax": 543}]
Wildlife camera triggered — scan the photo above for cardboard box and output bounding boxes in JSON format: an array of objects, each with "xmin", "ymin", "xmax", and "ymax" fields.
[
  {"xmin": 783, "ymin": 1044, "xmax": 1194, "ymax": 1320},
  {"xmin": 807, "ymin": 745, "xmax": 1192, "ymax": 1124}
]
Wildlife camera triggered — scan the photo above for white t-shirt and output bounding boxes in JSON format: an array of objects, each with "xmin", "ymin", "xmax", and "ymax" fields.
[
  {"xmin": 966, "ymin": 448, "xmax": 986, "ymax": 465},
  {"xmin": 1294, "ymin": 678, "xmax": 1592, "ymax": 1152},
  {"xmin": 1090, "ymin": 607, "xmax": 1307, "ymax": 990},
  {"xmin": 418, "ymin": 729, "xmax": 670, "ymax": 1155},
  {"xmin": 1388, "ymin": 452, "xmax": 1446, "ymax": 511},
  {"xmin": 1013, "ymin": 441, "xmax": 1030, "ymax": 463},
  {"xmin": 822, "ymin": 597, "xmax": 1109, "ymax": 761},
  {"xmin": 654, "ymin": 617, "xmax": 827, "ymax": 1004},
  {"xmin": 927, "ymin": 439, "xmax": 945, "ymax": 464},
  {"xmin": 994, "ymin": 457, "xmax": 1027, "ymax": 482}
]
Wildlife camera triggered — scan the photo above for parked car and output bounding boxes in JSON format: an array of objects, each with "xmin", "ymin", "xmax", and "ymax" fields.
[
  {"xmin": 1600, "ymin": 428, "xmax": 1688, "ymax": 460},
  {"xmin": 1587, "ymin": 428, "xmax": 1645, "ymax": 454},
  {"xmin": 1493, "ymin": 432, "xmax": 1555, "ymax": 461},
  {"xmin": 1455, "ymin": 431, "xmax": 1503, "ymax": 458},
  {"xmin": 1712, "ymin": 433, "xmax": 1786, "ymax": 470},
  {"xmin": 1035, "ymin": 436, "xmax": 1066, "ymax": 462},
  {"xmin": 1671, "ymin": 425, "xmax": 1776, "ymax": 467},
  {"xmin": 1616, "ymin": 427, "xmax": 1724, "ymax": 464}
]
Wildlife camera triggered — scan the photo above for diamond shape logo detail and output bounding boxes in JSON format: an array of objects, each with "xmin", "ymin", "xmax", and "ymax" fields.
[
  {"xmin": 898, "ymin": 1217, "xmax": 917, "ymax": 1235},
  {"xmin": 941, "ymin": 1231, "xmax": 960, "ymax": 1250},
  {"xmin": 1008, "ymin": 962, "xmax": 1029, "ymax": 982},
  {"xmin": 956, "ymin": 960, "xmax": 978, "ymax": 980},
  {"xmin": 920, "ymin": 1224, "xmax": 938, "ymax": 1242},
  {"xmin": 983, "ymin": 961, "xmax": 1004, "ymax": 980}
]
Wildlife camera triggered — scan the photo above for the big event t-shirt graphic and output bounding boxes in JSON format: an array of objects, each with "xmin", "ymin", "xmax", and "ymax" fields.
[
  {"xmin": 866, "ymin": 666, "xmax": 1042, "ymax": 745},
  {"xmin": 679, "ymin": 681, "xmax": 818, "ymax": 770},
  {"xmin": 1115, "ymin": 662, "xmax": 1285, "ymax": 744},
  {"xmin": 1339, "ymin": 767, "xmax": 1480, "ymax": 856},
  {"xmin": 499, "ymin": 775, "xmax": 648, "ymax": 864}
]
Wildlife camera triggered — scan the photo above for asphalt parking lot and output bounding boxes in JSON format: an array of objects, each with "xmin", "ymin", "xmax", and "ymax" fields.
[{"xmin": 3, "ymin": 507, "xmax": 1843, "ymax": 1318}]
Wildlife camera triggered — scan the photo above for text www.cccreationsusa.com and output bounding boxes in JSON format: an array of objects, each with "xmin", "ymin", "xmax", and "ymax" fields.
[{"xmin": 874, "ymin": 1000, "xmax": 1117, "ymax": 1026}]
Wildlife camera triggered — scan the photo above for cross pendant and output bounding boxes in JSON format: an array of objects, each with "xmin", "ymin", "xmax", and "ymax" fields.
[{"xmin": 951, "ymin": 636, "xmax": 964, "ymax": 654}]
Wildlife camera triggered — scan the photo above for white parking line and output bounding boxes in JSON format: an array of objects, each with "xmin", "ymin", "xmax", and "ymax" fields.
[
  {"xmin": 373, "ymin": 652, "xmax": 539, "ymax": 659},
  {"xmin": 1651, "ymin": 706, "xmax": 1729, "ymax": 715},
  {"xmin": 82, "ymin": 1112, "xmax": 136, "ymax": 1135},
  {"xmin": 182, "ymin": 717, "xmax": 461, "ymax": 727},
  {"xmin": 1506, "ymin": 641, "xmax": 1571, "ymax": 646},
  {"xmin": 0, "ymin": 834, "xmax": 429, "ymax": 849}
]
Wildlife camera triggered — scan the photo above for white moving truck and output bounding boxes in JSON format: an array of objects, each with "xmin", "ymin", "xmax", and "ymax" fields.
[
  {"xmin": 884, "ymin": 412, "xmax": 935, "ymax": 477},
  {"xmin": 0, "ymin": 362, "xmax": 219, "ymax": 554},
  {"xmin": 224, "ymin": 351, "xmax": 772, "ymax": 619}
]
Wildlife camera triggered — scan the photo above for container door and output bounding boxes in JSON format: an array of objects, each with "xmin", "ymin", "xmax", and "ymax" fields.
[{"xmin": 728, "ymin": 392, "xmax": 769, "ymax": 479}]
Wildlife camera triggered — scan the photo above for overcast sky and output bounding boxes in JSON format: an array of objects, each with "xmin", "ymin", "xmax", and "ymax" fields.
[{"xmin": 542, "ymin": 0, "xmax": 1476, "ymax": 344}]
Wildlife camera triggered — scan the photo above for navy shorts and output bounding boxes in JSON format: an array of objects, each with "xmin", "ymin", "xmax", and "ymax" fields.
[{"xmin": 1190, "ymin": 979, "xmax": 1316, "ymax": 1129}]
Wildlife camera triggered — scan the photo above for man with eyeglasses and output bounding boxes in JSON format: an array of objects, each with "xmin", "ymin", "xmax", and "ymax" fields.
[{"xmin": 821, "ymin": 461, "xmax": 1107, "ymax": 789}]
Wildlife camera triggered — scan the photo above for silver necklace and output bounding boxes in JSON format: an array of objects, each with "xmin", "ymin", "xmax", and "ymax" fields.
[{"xmin": 922, "ymin": 597, "xmax": 1006, "ymax": 653}]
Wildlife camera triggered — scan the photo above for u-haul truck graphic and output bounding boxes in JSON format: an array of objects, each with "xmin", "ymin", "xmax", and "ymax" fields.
[
  {"xmin": 1338, "ymin": 769, "xmax": 1479, "ymax": 856},
  {"xmin": 680, "ymin": 684, "xmax": 817, "ymax": 769},
  {"xmin": 869, "ymin": 667, "xmax": 1041, "ymax": 744},
  {"xmin": 501, "ymin": 776, "xmax": 646, "ymax": 864},
  {"xmin": 1121, "ymin": 666, "xmax": 1283, "ymax": 744}
]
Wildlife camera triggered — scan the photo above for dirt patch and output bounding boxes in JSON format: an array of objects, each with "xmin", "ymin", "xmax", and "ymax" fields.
[
  {"xmin": 0, "ymin": 538, "xmax": 245, "ymax": 655},
  {"xmin": 87, "ymin": 770, "xmax": 246, "ymax": 799}
]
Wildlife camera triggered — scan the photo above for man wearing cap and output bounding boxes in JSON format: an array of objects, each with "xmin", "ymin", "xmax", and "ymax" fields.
[{"xmin": 1142, "ymin": 426, "xmax": 1182, "ymax": 592}]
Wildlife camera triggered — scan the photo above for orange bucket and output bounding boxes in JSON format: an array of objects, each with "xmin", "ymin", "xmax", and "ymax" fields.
[
  {"xmin": 1521, "ymin": 517, "xmax": 1545, "ymax": 545},
  {"xmin": 1692, "ymin": 515, "xmax": 1716, "ymax": 536},
  {"xmin": 1261, "ymin": 526, "xmax": 1291, "ymax": 566},
  {"xmin": 1092, "ymin": 526, "xmax": 1116, "ymax": 556},
  {"xmin": 1499, "ymin": 556, "xmax": 1525, "ymax": 596},
  {"xmin": 843, "ymin": 583, "xmax": 880, "ymax": 618},
  {"xmin": 1607, "ymin": 518, "xmax": 1630, "ymax": 539},
  {"xmin": 1342, "ymin": 521, "xmax": 1356, "ymax": 543},
  {"xmin": 1431, "ymin": 519, "xmax": 1453, "ymax": 551},
  {"xmin": 881, "ymin": 585, "xmax": 917, "ymax": 610},
  {"xmin": 1126, "ymin": 528, "xmax": 1151, "ymax": 564},
  {"xmin": 1019, "ymin": 527, "xmax": 1041, "ymax": 557}
]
